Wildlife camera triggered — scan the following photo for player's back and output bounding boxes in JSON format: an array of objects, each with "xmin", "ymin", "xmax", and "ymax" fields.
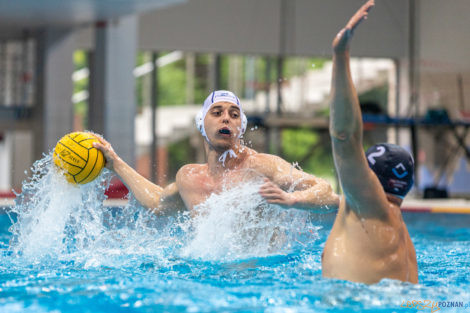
[{"xmin": 322, "ymin": 198, "xmax": 418, "ymax": 284}]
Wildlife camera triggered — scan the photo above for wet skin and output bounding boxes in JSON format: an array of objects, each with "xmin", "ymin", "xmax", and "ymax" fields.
[
  {"xmin": 94, "ymin": 101, "xmax": 339, "ymax": 216},
  {"xmin": 322, "ymin": 0, "xmax": 418, "ymax": 284}
]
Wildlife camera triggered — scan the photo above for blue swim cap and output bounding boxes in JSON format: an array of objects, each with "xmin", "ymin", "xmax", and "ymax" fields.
[{"xmin": 366, "ymin": 143, "xmax": 414, "ymax": 198}]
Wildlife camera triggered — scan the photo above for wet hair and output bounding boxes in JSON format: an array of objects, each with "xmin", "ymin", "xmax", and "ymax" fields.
[{"xmin": 365, "ymin": 143, "xmax": 414, "ymax": 198}]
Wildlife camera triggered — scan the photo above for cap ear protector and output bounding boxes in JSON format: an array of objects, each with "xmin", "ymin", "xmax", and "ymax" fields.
[{"xmin": 195, "ymin": 109, "xmax": 205, "ymax": 135}]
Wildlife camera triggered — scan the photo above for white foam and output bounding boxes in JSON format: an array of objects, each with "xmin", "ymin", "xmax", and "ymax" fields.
[
  {"xmin": 181, "ymin": 180, "xmax": 315, "ymax": 261},
  {"xmin": 7, "ymin": 154, "xmax": 319, "ymax": 267}
]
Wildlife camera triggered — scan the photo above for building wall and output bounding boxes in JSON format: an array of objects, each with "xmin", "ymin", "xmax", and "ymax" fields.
[
  {"xmin": 419, "ymin": 0, "xmax": 470, "ymax": 72},
  {"xmin": 0, "ymin": 133, "xmax": 10, "ymax": 190},
  {"xmin": 136, "ymin": 0, "xmax": 408, "ymax": 58}
]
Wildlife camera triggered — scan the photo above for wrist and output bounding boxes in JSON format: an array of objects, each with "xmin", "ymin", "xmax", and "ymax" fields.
[
  {"xmin": 333, "ymin": 50, "xmax": 350, "ymax": 59},
  {"xmin": 108, "ymin": 155, "xmax": 124, "ymax": 172},
  {"xmin": 287, "ymin": 192, "xmax": 298, "ymax": 207}
]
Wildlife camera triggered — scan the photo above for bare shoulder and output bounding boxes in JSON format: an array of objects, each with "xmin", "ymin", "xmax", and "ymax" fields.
[
  {"xmin": 176, "ymin": 163, "xmax": 207, "ymax": 186},
  {"xmin": 245, "ymin": 152, "xmax": 296, "ymax": 181},
  {"xmin": 245, "ymin": 152, "xmax": 275, "ymax": 172},
  {"xmin": 246, "ymin": 152, "xmax": 282, "ymax": 168}
]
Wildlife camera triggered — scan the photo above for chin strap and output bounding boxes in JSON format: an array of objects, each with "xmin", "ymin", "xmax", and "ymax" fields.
[{"xmin": 218, "ymin": 149, "xmax": 237, "ymax": 167}]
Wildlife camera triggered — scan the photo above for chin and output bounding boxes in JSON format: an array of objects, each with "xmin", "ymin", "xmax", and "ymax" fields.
[
  {"xmin": 212, "ymin": 139, "xmax": 235, "ymax": 151},
  {"xmin": 216, "ymin": 143, "xmax": 233, "ymax": 151}
]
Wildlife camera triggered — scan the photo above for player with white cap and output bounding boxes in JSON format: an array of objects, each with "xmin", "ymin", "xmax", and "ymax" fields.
[{"xmin": 94, "ymin": 89, "xmax": 339, "ymax": 214}]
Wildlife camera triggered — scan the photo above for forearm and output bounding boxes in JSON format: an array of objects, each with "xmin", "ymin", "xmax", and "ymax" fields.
[
  {"xmin": 290, "ymin": 182, "xmax": 339, "ymax": 212},
  {"xmin": 112, "ymin": 157, "xmax": 163, "ymax": 209},
  {"xmin": 329, "ymin": 51, "xmax": 363, "ymax": 142}
]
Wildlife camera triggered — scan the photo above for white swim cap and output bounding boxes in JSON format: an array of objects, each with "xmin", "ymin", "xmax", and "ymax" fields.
[{"xmin": 195, "ymin": 90, "xmax": 248, "ymax": 142}]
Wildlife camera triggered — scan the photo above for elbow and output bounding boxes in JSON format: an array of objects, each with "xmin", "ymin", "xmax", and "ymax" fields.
[
  {"xmin": 329, "ymin": 122, "xmax": 359, "ymax": 142},
  {"xmin": 142, "ymin": 198, "xmax": 160, "ymax": 212},
  {"xmin": 319, "ymin": 186, "xmax": 340, "ymax": 208},
  {"xmin": 313, "ymin": 181, "xmax": 340, "ymax": 208},
  {"xmin": 330, "ymin": 128, "xmax": 351, "ymax": 142},
  {"xmin": 139, "ymin": 190, "xmax": 163, "ymax": 212},
  {"xmin": 328, "ymin": 193, "xmax": 340, "ymax": 208}
]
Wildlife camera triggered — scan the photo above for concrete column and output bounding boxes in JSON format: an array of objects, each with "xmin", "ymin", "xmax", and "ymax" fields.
[
  {"xmin": 141, "ymin": 52, "xmax": 152, "ymax": 108},
  {"xmin": 0, "ymin": 133, "xmax": 10, "ymax": 190},
  {"xmin": 186, "ymin": 52, "xmax": 195, "ymax": 104},
  {"xmin": 11, "ymin": 131, "xmax": 33, "ymax": 189},
  {"xmin": 209, "ymin": 53, "xmax": 221, "ymax": 92},
  {"xmin": 228, "ymin": 56, "xmax": 243, "ymax": 96},
  {"xmin": 34, "ymin": 27, "xmax": 76, "ymax": 160},
  {"xmin": 89, "ymin": 16, "xmax": 138, "ymax": 166},
  {"xmin": 244, "ymin": 56, "xmax": 255, "ymax": 99}
]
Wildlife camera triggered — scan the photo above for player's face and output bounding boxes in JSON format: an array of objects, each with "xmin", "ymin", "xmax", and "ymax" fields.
[{"xmin": 204, "ymin": 102, "xmax": 242, "ymax": 150}]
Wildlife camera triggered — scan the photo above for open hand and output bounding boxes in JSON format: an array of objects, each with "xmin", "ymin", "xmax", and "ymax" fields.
[
  {"xmin": 333, "ymin": 0, "xmax": 374, "ymax": 53},
  {"xmin": 92, "ymin": 134, "xmax": 119, "ymax": 170},
  {"xmin": 259, "ymin": 178, "xmax": 295, "ymax": 207}
]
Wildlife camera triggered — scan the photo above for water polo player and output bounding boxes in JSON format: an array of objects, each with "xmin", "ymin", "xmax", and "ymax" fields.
[
  {"xmin": 93, "ymin": 90, "xmax": 339, "ymax": 215},
  {"xmin": 322, "ymin": 0, "xmax": 418, "ymax": 284}
]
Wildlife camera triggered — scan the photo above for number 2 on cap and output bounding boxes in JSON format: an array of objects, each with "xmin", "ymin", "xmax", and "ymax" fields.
[{"xmin": 367, "ymin": 146, "xmax": 385, "ymax": 165}]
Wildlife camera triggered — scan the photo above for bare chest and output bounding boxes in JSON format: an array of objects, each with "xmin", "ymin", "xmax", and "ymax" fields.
[{"xmin": 178, "ymin": 168, "xmax": 262, "ymax": 210}]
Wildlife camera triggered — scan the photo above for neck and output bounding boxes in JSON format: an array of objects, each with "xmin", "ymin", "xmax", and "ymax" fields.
[
  {"xmin": 204, "ymin": 141, "xmax": 246, "ymax": 174},
  {"xmin": 386, "ymin": 193, "xmax": 403, "ymax": 207}
]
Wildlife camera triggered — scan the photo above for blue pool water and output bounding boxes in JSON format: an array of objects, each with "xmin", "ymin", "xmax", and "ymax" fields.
[{"xmin": 0, "ymin": 156, "xmax": 469, "ymax": 313}]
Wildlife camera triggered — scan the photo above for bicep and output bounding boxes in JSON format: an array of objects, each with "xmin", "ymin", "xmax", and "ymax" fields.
[
  {"xmin": 157, "ymin": 182, "xmax": 186, "ymax": 215},
  {"xmin": 265, "ymin": 155, "xmax": 318, "ymax": 190}
]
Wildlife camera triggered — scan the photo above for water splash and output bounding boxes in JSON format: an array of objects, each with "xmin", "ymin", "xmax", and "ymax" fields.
[
  {"xmin": 6, "ymin": 154, "xmax": 320, "ymax": 269},
  {"xmin": 7, "ymin": 152, "xmax": 114, "ymax": 263},
  {"xmin": 181, "ymin": 180, "xmax": 318, "ymax": 261}
]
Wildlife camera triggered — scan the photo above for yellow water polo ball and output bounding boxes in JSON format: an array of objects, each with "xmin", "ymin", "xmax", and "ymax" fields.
[{"xmin": 53, "ymin": 132, "xmax": 105, "ymax": 184}]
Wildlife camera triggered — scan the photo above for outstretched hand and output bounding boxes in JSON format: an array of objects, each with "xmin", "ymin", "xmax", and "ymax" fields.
[
  {"xmin": 333, "ymin": 0, "xmax": 374, "ymax": 53},
  {"xmin": 92, "ymin": 134, "xmax": 119, "ymax": 170},
  {"xmin": 259, "ymin": 178, "xmax": 295, "ymax": 207}
]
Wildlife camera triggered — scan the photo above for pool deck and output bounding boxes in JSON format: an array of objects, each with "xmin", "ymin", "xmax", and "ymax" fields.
[
  {"xmin": 401, "ymin": 198, "xmax": 470, "ymax": 214},
  {"xmin": 1, "ymin": 197, "xmax": 470, "ymax": 214}
]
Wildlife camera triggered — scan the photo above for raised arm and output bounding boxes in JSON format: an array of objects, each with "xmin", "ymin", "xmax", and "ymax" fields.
[
  {"xmin": 255, "ymin": 154, "xmax": 339, "ymax": 212},
  {"xmin": 330, "ymin": 0, "xmax": 374, "ymax": 141},
  {"xmin": 93, "ymin": 136, "xmax": 184, "ymax": 214},
  {"xmin": 329, "ymin": 0, "xmax": 389, "ymax": 214}
]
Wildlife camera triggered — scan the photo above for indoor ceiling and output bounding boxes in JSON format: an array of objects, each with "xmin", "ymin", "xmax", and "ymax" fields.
[{"xmin": 0, "ymin": 0, "xmax": 184, "ymax": 37}]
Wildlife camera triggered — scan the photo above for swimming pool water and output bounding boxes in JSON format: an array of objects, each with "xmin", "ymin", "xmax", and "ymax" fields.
[
  {"xmin": 0, "ymin": 155, "xmax": 469, "ymax": 313},
  {"xmin": 1, "ymin": 209, "xmax": 469, "ymax": 313}
]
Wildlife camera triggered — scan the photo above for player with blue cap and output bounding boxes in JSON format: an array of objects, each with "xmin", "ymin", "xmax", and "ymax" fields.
[{"xmin": 322, "ymin": 0, "xmax": 418, "ymax": 285}]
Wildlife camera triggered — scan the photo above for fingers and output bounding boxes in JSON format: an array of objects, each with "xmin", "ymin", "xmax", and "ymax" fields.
[
  {"xmin": 89, "ymin": 135, "xmax": 117, "ymax": 170},
  {"xmin": 265, "ymin": 199, "xmax": 287, "ymax": 205},
  {"xmin": 259, "ymin": 179, "xmax": 294, "ymax": 206},
  {"xmin": 347, "ymin": 0, "xmax": 375, "ymax": 32},
  {"xmin": 92, "ymin": 135, "xmax": 112, "ymax": 152},
  {"xmin": 91, "ymin": 134, "xmax": 108, "ymax": 146},
  {"xmin": 261, "ymin": 191, "xmax": 285, "ymax": 202},
  {"xmin": 92, "ymin": 140, "xmax": 106, "ymax": 152},
  {"xmin": 262, "ymin": 192, "xmax": 294, "ymax": 206},
  {"xmin": 259, "ymin": 180, "xmax": 281, "ymax": 194},
  {"xmin": 334, "ymin": 0, "xmax": 374, "ymax": 52}
]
